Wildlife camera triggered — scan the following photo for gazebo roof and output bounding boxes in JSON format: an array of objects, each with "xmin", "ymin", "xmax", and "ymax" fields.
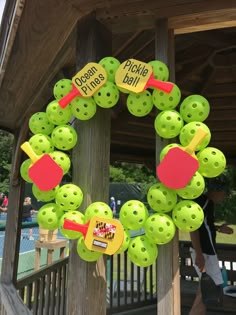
[{"xmin": 0, "ymin": 0, "xmax": 235, "ymax": 167}]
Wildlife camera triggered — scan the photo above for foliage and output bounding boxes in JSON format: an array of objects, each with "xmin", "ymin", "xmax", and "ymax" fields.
[
  {"xmin": 0, "ymin": 130, "xmax": 14, "ymax": 194},
  {"xmin": 110, "ymin": 162, "xmax": 156, "ymax": 199}
]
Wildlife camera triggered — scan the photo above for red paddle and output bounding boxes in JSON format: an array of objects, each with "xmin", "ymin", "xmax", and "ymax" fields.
[
  {"xmin": 156, "ymin": 128, "xmax": 208, "ymax": 189},
  {"xmin": 21, "ymin": 142, "xmax": 63, "ymax": 191},
  {"xmin": 115, "ymin": 58, "xmax": 174, "ymax": 94},
  {"xmin": 58, "ymin": 62, "xmax": 107, "ymax": 108},
  {"xmin": 63, "ymin": 216, "xmax": 124, "ymax": 255}
]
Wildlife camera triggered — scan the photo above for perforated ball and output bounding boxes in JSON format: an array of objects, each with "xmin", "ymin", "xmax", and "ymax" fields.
[
  {"xmin": 99, "ymin": 57, "xmax": 120, "ymax": 82},
  {"xmin": 196, "ymin": 147, "xmax": 226, "ymax": 178},
  {"xmin": 154, "ymin": 110, "xmax": 184, "ymax": 139},
  {"xmin": 128, "ymin": 235, "xmax": 158, "ymax": 267},
  {"xmin": 29, "ymin": 112, "xmax": 55, "ymax": 135},
  {"xmin": 179, "ymin": 122, "xmax": 211, "ymax": 151},
  {"xmin": 159, "ymin": 143, "xmax": 183, "ymax": 161},
  {"xmin": 46, "ymin": 100, "xmax": 72, "ymax": 125},
  {"xmin": 37, "ymin": 203, "xmax": 62, "ymax": 230},
  {"xmin": 147, "ymin": 183, "xmax": 177, "ymax": 213},
  {"xmin": 59, "ymin": 211, "xmax": 85, "ymax": 239},
  {"xmin": 119, "ymin": 200, "xmax": 149, "ymax": 230},
  {"xmin": 180, "ymin": 94, "xmax": 210, "ymax": 123},
  {"xmin": 55, "ymin": 183, "xmax": 83, "ymax": 211},
  {"xmin": 29, "ymin": 134, "xmax": 54, "ymax": 155},
  {"xmin": 20, "ymin": 159, "xmax": 32, "ymax": 183},
  {"xmin": 176, "ymin": 172, "xmax": 205, "ymax": 199},
  {"xmin": 32, "ymin": 184, "xmax": 59, "ymax": 202},
  {"xmin": 152, "ymin": 83, "xmax": 181, "ymax": 110},
  {"xmin": 145, "ymin": 213, "xmax": 176, "ymax": 245},
  {"xmin": 148, "ymin": 60, "xmax": 169, "ymax": 81},
  {"xmin": 53, "ymin": 79, "xmax": 72, "ymax": 100},
  {"xmin": 126, "ymin": 90, "xmax": 153, "ymax": 117},
  {"xmin": 116, "ymin": 229, "xmax": 131, "ymax": 254},
  {"xmin": 49, "ymin": 151, "xmax": 71, "ymax": 175},
  {"xmin": 172, "ymin": 200, "xmax": 204, "ymax": 232},
  {"xmin": 70, "ymin": 96, "xmax": 96, "ymax": 120},
  {"xmin": 51, "ymin": 125, "xmax": 77, "ymax": 151},
  {"xmin": 77, "ymin": 236, "xmax": 102, "ymax": 262},
  {"xmin": 93, "ymin": 81, "xmax": 119, "ymax": 108},
  {"xmin": 84, "ymin": 202, "xmax": 113, "ymax": 223}
]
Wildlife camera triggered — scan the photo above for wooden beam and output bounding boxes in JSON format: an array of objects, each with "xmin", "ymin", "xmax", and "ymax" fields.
[{"xmin": 66, "ymin": 15, "xmax": 111, "ymax": 315}]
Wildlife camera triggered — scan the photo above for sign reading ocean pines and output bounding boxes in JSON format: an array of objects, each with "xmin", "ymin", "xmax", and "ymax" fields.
[
  {"xmin": 115, "ymin": 59, "xmax": 151, "ymax": 93},
  {"xmin": 115, "ymin": 59, "xmax": 174, "ymax": 94},
  {"xmin": 72, "ymin": 62, "xmax": 107, "ymax": 97}
]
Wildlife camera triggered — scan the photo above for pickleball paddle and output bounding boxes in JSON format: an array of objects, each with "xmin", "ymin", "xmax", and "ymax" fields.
[
  {"xmin": 201, "ymin": 271, "xmax": 223, "ymax": 306},
  {"xmin": 63, "ymin": 216, "xmax": 124, "ymax": 255},
  {"xmin": 58, "ymin": 62, "xmax": 107, "ymax": 108},
  {"xmin": 21, "ymin": 142, "xmax": 63, "ymax": 191},
  {"xmin": 115, "ymin": 58, "xmax": 174, "ymax": 94},
  {"xmin": 157, "ymin": 128, "xmax": 208, "ymax": 189}
]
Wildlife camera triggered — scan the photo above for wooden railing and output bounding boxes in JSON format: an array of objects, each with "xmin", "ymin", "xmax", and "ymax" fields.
[{"xmin": 15, "ymin": 241, "xmax": 236, "ymax": 314}]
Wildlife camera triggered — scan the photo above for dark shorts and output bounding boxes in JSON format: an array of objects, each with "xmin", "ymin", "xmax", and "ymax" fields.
[{"xmin": 22, "ymin": 216, "xmax": 32, "ymax": 222}]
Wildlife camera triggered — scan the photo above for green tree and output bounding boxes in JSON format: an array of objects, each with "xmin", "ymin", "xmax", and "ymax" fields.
[{"xmin": 0, "ymin": 130, "xmax": 14, "ymax": 194}]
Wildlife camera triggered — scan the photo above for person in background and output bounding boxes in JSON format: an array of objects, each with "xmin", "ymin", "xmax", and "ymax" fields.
[
  {"xmin": 110, "ymin": 196, "xmax": 116, "ymax": 215},
  {"xmin": 189, "ymin": 177, "xmax": 233, "ymax": 315},
  {"xmin": 22, "ymin": 197, "xmax": 37, "ymax": 240},
  {"xmin": 0, "ymin": 193, "xmax": 8, "ymax": 217}
]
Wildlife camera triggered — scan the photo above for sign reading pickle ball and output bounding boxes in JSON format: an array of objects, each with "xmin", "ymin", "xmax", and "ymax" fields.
[
  {"xmin": 59, "ymin": 62, "xmax": 107, "ymax": 108},
  {"xmin": 115, "ymin": 59, "xmax": 174, "ymax": 94}
]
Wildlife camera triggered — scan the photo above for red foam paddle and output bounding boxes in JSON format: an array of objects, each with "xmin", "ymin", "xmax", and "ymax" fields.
[
  {"xmin": 156, "ymin": 128, "xmax": 208, "ymax": 189},
  {"xmin": 21, "ymin": 142, "xmax": 63, "ymax": 191}
]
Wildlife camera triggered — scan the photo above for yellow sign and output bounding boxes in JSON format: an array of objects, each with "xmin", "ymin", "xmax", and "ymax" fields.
[
  {"xmin": 115, "ymin": 59, "xmax": 153, "ymax": 93},
  {"xmin": 72, "ymin": 62, "xmax": 107, "ymax": 97}
]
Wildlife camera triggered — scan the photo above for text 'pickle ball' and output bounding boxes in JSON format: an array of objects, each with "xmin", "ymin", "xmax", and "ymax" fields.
[
  {"xmin": 147, "ymin": 183, "xmax": 177, "ymax": 213},
  {"xmin": 196, "ymin": 147, "xmax": 226, "ymax": 178},
  {"xmin": 145, "ymin": 213, "xmax": 176, "ymax": 245},
  {"xmin": 55, "ymin": 183, "xmax": 83, "ymax": 211},
  {"xmin": 179, "ymin": 122, "xmax": 210, "ymax": 151},
  {"xmin": 59, "ymin": 211, "xmax": 85, "ymax": 239},
  {"xmin": 128, "ymin": 235, "xmax": 158, "ymax": 267},
  {"xmin": 180, "ymin": 94, "xmax": 210, "ymax": 123},
  {"xmin": 154, "ymin": 110, "xmax": 184, "ymax": 139},
  {"xmin": 37, "ymin": 203, "xmax": 63, "ymax": 230},
  {"xmin": 172, "ymin": 200, "xmax": 204, "ymax": 232},
  {"xmin": 53, "ymin": 79, "xmax": 72, "ymax": 100},
  {"xmin": 29, "ymin": 112, "xmax": 55, "ymax": 135},
  {"xmin": 84, "ymin": 202, "xmax": 113, "ymax": 223},
  {"xmin": 126, "ymin": 90, "xmax": 153, "ymax": 117},
  {"xmin": 51, "ymin": 125, "xmax": 77, "ymax": 151},
  {"xmin": 119, "ymin": 200, "xmax": 149, "ymax": 230},
  {"xmin": 152, "ymin": 83, "xmax": 181, "ymax": 111},
  {"xmin": 77, "ymin": 236, "xmax": 102, "ymax": 262}
]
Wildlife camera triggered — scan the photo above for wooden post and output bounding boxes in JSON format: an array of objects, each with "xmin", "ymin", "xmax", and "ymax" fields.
[
  {"xmin": 155, "ymin": 18, "xmax": 181, "ymax": 315},
  {"xmin": 66, "ymin": 15, "xmax": 111, "ymax": 315}
]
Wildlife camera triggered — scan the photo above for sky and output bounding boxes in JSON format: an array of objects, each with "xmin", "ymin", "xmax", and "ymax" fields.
[{"xmin": 0, "ymin": 0, "xmax": 6, "ymax": 25}]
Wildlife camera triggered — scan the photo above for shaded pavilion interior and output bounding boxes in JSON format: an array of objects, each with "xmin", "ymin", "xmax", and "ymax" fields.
[{"xmin": 0, "ymin": 0, "xmax": 235, "ymax": 314}]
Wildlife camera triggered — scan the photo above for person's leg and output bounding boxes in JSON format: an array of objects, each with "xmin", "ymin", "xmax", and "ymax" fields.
[{"xmin": 189, "ymin": 285, "xmax": 206, "ymax": 315}]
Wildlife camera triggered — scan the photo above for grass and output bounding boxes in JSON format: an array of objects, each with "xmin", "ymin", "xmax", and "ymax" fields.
[{"xmin": 179, "ymin": 223, "xmax": 236, "ymax": 244}]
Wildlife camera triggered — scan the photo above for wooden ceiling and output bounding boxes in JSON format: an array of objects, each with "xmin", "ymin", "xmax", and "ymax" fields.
[{"xmin": 0, "ymin": 0, "xmax": 236, "ymax": 168}]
